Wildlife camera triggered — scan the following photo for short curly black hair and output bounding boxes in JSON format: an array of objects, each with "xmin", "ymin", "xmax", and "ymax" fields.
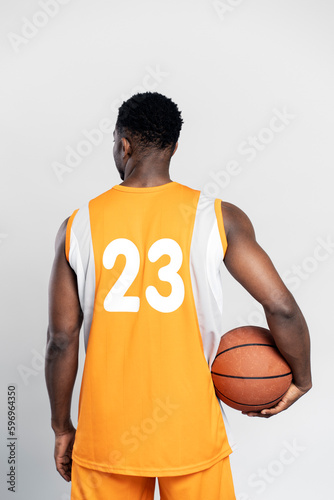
[{"xmin": 115, "ymin": 92, "xmax": 183, "ymax": 151}]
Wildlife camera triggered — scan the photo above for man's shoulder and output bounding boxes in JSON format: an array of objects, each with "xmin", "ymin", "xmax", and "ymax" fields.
[{"xmin": 220, "ymin": 201, "xmax": 255, "ymax": 241}]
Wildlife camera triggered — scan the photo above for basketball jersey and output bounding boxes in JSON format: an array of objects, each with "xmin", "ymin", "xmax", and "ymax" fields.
[{"xmin": 65, "ymin": 181, "xmax": 235, "ymax": 477}]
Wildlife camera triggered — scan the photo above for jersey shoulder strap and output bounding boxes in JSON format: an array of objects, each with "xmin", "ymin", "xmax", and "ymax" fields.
[
  {"xmin": 65, "ymin": 209, "xmax": 79, "ymax": 262},
  {"xmin": 214, "ymin": 198, "xmax": 228, "ymax": 256}
]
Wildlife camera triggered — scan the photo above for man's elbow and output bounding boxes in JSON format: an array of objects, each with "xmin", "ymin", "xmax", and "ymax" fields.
[
  {"xmin": 263, "ymin": 293, "xmax": 299, "ymax": 321},
  {"xmin": 46, "ymin": 328, "xmax": 79, "ymax": 360}
]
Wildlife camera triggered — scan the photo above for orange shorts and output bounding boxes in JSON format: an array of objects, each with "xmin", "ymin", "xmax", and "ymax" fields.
[{"xmin": 71, "ymin": 456, "xmax": 236, "ymax": 500}]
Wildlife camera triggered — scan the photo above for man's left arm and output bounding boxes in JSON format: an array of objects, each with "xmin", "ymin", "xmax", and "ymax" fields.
[
  {"xmin": 222, "ymin": 202, "xmax": 312, "ymax": 418},
  {"xmin": 45, "ymin": 219, "xmax": 83, "ymax": 481}
]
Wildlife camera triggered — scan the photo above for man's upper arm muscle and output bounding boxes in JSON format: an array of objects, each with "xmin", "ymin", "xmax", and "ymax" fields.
[
  {"xmin": 48, "ymin": 218, "xmax": 83, "ymax": 344},
  {"xmin": 222, "ymin": 201, "xmax": 296, "ymax": 316}
]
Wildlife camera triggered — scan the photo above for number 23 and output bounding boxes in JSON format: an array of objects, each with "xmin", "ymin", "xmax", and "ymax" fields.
[{"xmin": 103, "ymin": 238, "xmax": 185, "ymax": 313}]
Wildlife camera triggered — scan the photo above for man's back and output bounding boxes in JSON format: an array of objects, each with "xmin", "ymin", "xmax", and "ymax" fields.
[{"xmin": 65, "ymin": 181, "xmax": 233, "ymax": 476}]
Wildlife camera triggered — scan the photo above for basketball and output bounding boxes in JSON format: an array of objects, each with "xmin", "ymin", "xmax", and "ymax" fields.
[{"xmin": 211, "ymin": 326, "xmax": 292, "ymax": 412}]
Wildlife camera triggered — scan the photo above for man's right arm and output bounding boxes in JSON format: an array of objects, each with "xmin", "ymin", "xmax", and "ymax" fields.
[
  {"xmin": 221, "ymin": 202, "xmax": 312, "ymax": 417},
  {"xmin": 45, "ymin": 218, "xmax": 83, "ymax": 480}
]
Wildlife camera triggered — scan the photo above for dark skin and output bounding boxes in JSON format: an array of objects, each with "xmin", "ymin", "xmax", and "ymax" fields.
[
  {"xmin": 45, "ymin": 219, "xmax": 82, "ymax": 482},
  {"xmin": 45, "ymin": 128, "xmax": 312, "ymax": 481}
]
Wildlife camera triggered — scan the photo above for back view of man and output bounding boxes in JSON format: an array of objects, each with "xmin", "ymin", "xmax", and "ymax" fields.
[{"xmin": 45, "ymin": 92, "xmax": 311, "ymax": 500}]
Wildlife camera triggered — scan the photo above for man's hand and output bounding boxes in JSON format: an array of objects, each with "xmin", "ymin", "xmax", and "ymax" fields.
[
  {"xmin": 54, "ymin": 424, "xmax": 76, "ymax": 482},
  {"xmin": 242, "ymin": 382, "xmax": 311, "ymax": 418}
]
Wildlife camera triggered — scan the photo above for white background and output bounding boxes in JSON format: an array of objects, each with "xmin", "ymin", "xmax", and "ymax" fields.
[{"xmin": 0, "ymin": 0, "xmax": 333, "ymax": 499}]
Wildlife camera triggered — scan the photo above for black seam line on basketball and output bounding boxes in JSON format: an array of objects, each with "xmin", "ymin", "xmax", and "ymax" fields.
[
  {"xmin": 215, "ymin": 387, "xmax": 286, "ymax": 407},
  {"xmin": 211, "ymin": 371, "xmax": 292, "ymax": 380},
  {"xmin": 213, "ymin": 343, "xmax": 275, "ymax": 362}
]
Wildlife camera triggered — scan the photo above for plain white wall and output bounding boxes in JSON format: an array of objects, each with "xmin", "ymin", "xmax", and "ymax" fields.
[{"xmin": 1, "ymin": 0, "xmax": 333, "ymax": 498}]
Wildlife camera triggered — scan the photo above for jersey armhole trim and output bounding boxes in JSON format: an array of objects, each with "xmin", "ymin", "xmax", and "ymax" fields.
[
  {"xmin": 65, "ymin": 209, "xmax": 79, "ymax": 262},
  {"xmin": 214, "ymin": 199, "xmax": 228, "ymax": 256}
]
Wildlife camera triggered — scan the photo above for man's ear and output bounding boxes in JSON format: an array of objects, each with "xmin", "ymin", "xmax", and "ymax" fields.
[
  {"xmin": 171, "ymin": 142, "xmax": 178, "ymax": 157},
  {"xmin": 121, "ymin": 137, "xmax": 132, "ymax": 157}
]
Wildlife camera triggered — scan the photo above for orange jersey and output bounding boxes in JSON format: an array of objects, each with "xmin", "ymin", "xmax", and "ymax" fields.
[{"xmin": 65, "ymin": 181, "xmax": 234, "ymax": 477}]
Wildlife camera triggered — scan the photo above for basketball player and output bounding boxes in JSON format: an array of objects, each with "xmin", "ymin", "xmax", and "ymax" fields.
[{"xmin": 45, "ymin": 92, "xmax": 312, "ymax": 499}]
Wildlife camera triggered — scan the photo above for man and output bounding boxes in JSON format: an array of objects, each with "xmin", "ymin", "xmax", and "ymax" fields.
[{"xmin": 45, "ymin": 92, "xmax": 311, "ymax": 500}]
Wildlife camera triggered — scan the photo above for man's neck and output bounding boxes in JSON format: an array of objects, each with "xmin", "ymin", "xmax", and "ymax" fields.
[
  {"xmin": 120, "ymin": 169, "xmax": 172, "ymax": 188},
  {"xmin": 120, "ymin": 178, "xmax": 173, "ymax": 188}
]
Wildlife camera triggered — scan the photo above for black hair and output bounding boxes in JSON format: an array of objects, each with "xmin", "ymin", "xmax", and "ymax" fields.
[{"xmin": 115, "ymin": 92, "xmax": 183, "ymax": 151}]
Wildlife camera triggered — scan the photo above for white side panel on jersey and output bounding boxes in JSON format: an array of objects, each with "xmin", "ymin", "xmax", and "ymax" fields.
[
  {"xmin": 189, "ymin": 192, "xmax": 236, "ymax": 449},
  {"xmin": 68, "ymin": 204, "xmax": 95, "ymax": 351},
  {"xmin": 189, "ymin": 193, "xmax": 225, "ymax": 366}
]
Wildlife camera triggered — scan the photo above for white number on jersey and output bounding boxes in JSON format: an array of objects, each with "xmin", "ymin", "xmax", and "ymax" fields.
[
  {"xmin": 103, "ymin": 238, "xmax": 140, "ymax": 312},
  {"xmin": 102, "ymin": 238, "xmax": 185, "ymax": 313},
  {"xmin": 146, "ymin": 238, "xmax": 185, "ymax": 313}
]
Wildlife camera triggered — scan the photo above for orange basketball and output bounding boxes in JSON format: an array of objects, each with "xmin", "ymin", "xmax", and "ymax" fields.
[{"xmin": 211, "ymin": 326, "xmax": 292, "ymax": 412}]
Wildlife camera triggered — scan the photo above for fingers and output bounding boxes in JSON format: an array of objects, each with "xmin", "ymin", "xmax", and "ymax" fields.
[
  {"xmin": 56, "ymin": 457, "xmax": 72, "ymax": 482},
  {"xmin": 242, "ymin": 410, "xmax": 271, "ymax": 418},
  {"xmin": 54, "ymin": 429, "xmax": 76, "ymax": 482},
  {"xmin": 243, "ymin": 402, "xmax": 287, "ymax": 418}
]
